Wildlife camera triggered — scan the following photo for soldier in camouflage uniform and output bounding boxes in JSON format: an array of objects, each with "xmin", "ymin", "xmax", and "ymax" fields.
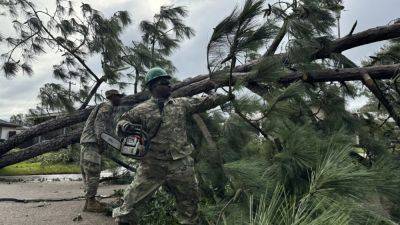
[
  {"xmin": 113, "ymin": 67, "xmax": 230, "ymax": 225},
  {"xmin": 80, "ymin": 89, "xmax": 123, "ymax": 213}
]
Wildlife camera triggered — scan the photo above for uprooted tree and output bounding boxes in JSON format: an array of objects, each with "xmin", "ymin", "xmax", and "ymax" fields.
[{"xmin": 1, "ymin": 0, "xmax": 400, "ymax": 224}]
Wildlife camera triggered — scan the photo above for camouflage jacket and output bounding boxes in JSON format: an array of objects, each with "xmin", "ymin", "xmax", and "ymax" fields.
[
  {"xmin": 116, "ymin": 94, "xmax": 229, "ymax": 160},
  {"xmin": 80, "ymin": 102, "xmax": 119, "ymax": 145}
]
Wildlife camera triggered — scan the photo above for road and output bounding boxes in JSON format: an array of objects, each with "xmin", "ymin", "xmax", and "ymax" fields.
[{"xmin": 0, "ymin": 181, "xmax": 126, "ymax": 225}]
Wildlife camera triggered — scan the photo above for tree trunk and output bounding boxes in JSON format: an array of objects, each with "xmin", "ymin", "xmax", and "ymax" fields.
[
  {"xmin": 315, "ymin": 23, "xmax": 400, "ymax": 59},
  {"xmin": 134, "ymin": 69, "xmax": 140, "ymax": 94},
  {"xmin": 279, "ymin": 64, "xmax": 400, "ymax": 84},
  {"xmin": 192, "ymin": 114, "xmax": 227, "ymax": 197},
  {"xmin": 264, "ymin": 19, "xmax": 288, "ymax": 57},
  {"xmin": 0, "ymin": 108, "xmax": 92, "ymax": 156},
  {"xmin": 0, "ymin": 129, "xmax": 82, "ymax": 168}
]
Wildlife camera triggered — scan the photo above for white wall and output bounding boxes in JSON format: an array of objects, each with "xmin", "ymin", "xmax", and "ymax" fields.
[{"xmin": 0, "ymin": 127, "xmax": 23, "ymax": 140}]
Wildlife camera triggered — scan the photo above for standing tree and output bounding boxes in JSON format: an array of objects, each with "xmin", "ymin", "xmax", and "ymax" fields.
[
  {"xmin": 0, "ymin": 0, "xmax": 131, "ymax": 110},
  {"xmin": 122, "ymin": 5, "xmax": 195, "ymax": 93}
]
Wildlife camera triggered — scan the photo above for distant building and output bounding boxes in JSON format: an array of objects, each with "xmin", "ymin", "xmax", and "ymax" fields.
[{"xmin": 0, "ymin": 119, "xmax": 26, "ymax": 142}]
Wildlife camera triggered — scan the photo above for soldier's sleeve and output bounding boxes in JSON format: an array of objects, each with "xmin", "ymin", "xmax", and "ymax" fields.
[
  {"xmin": 185, "ymin": 93, "xmax": 230, "ymax": 114},
  {"xmin": 94, "ymin": 104, "xmax": 111, "ymax": 140}
]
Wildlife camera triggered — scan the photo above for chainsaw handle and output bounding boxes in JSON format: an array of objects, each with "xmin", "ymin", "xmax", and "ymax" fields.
[{"xmin": 121, "ymin": 123, "xmax": 142, "ymax": 135}]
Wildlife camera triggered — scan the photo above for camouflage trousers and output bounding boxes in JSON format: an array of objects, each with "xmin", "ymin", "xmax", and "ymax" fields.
[
  {"xmin": 80, "ymin": 143, "xmax": 102, "ymax": 199},
  {"xmin": 112, "ymin": 156, "xmax": 199, "ymax": 225}
]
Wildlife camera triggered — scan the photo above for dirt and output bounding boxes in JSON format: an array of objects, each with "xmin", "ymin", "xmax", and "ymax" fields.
[{"xmin": 0, "ymin": 181, "xmax": 126, "ymax": 225}]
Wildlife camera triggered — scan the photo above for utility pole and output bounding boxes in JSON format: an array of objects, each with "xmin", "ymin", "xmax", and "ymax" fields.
[
  {"xmin": 67, "ymin": 77, "xmax": 76, "ymax": 101},
  {"xmin": 336, "ymin": 10, "xmax": 341, "ymax": 38}
]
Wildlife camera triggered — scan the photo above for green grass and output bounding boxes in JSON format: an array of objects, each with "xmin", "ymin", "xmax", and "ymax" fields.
[{"xmin": 0, "ymin": 162, "xmax": 80, "ymax": 176}]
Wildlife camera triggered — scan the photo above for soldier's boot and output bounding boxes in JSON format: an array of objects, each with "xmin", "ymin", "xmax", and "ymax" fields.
[
  {"xmin": 118, "ymin": 222, "xmax": 132, "ymax": 225},
  {"xmin": 116, "ymin": 217, "xmax": 137, "ymax": 225},
  {"xmin": 116, "ymin": 220, "xmax": 136, "ymax": 225},
  {"xmin": 83, "ymin": 197, "xmax": 107, "ymax": 213}
]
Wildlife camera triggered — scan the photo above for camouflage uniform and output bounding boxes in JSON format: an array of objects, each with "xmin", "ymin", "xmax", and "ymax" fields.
[
  {"xmin": 113, "ymin": 94, "xmax": 228, "ymax": 225},
  {"xmin": 80, "ymin": 102, "xmax": 117, "ymax": 198}
]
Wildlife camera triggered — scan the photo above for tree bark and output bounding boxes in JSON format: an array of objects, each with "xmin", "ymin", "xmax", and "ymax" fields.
[
  {"xmin": 0, "ymin": 108, "xmax": 92, "ymax": 156},
  {"xmin": 314, "ymin": 23, "xmax": 400, "ymax": 59},
  {"xmin": 134, "ymin": 69, "xmax": 139, "ymax": 94}
]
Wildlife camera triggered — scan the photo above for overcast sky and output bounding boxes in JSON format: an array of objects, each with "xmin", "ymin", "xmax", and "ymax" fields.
[{"xmin": 0, "ymin": 0, "xmax": 399, "ymax": 120}]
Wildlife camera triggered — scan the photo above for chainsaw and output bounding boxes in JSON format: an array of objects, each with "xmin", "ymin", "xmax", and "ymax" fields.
[{"xmin": 101, "ymin": 130, "xmax": 149, "ymax": 159}]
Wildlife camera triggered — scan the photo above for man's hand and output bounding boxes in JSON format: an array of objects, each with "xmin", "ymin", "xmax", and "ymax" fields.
[{"xmin": 121, "ymin": 123, "xmax": 142, "ymax": 135}]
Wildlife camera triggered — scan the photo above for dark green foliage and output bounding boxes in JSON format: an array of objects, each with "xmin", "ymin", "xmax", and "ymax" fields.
[
  {"xmin": 207, "ymin": 0, "xmax": 278, "ymax": 73},
  {"xmin": 199, "ymin": 0, "xmax": 400, "ymax": 224},
  {"xmin": 139, "ymin": 190, "xmax": 179, "ymax": 225},
  {"xmin": 31, "ymin": 144, "xmax": 80, "ymax": 165},
  {"xmin": 38, "ymin": 83, "xmax": 77, "ymax": 112}
]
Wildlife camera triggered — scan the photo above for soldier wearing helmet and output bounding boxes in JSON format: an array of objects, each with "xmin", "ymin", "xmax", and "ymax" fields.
[
  {"xmin": 113, "ymin": 67, "xmax": 231, "ymax": 225},
  {"xmin": 80, "ymin": 89, "xmax": 123, "ymax": 212}
]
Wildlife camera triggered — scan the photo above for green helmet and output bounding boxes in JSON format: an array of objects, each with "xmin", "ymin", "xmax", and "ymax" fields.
[{"xmin": 145, "ymin": 67, "xmax": 171, "ymax": 86}]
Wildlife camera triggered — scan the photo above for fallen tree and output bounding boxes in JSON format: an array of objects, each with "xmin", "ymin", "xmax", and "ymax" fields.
[
  {"xmin": 1, "ymin": 63, "xmax": 399, "ymax": 168},
  {"xmin": 0, "ymin": 109, "xmax": 92, "ymax": 156},
  {"xmin": 0, "ymin": 129, "xmax": 82, "ymax": 168},
  {"xmin": 1, "ymin": 23, "xmax": 399, "ymax": 156}
]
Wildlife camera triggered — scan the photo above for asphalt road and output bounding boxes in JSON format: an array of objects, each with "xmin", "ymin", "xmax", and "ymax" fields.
[{"xmin": 0, "ymin": 181, "xmax": 126, "ymax": 225}]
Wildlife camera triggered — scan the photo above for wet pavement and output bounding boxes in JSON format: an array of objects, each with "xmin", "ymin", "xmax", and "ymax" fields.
[
  {"xmin": 0, "ymin": 181, "xmax": 127, "ymax": 225},
  {"xmin": 0, "ymin": 171, "xmax": 113, "ymax": 183}
]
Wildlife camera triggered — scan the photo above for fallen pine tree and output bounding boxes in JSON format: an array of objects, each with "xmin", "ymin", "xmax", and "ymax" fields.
[
  {"xmin": 1, "ymin": 63, "xmax": 399, "ymax": 168},
  {"xmin": 1, "ymin": 22, "xmax": 399, "ymax": 157}
]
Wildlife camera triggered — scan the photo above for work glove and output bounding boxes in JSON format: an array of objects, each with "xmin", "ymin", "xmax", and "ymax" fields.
[{"xmin": 121, "ymin": 123, "xmax": 142, "ymax": 135}]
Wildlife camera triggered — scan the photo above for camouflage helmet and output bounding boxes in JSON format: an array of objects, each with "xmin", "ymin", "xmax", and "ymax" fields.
[{"xmin": 145, "ymin": 67, "xmax": 171, "ymax": 86}]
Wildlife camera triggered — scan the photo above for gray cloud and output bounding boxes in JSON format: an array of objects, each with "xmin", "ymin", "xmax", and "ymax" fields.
[{"xmin": 1, "ymin": 0, "xmax": 399, "ymax": 120}]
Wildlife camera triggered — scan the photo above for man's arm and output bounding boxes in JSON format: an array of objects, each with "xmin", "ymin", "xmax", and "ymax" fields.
[{"xmin": 185, "ymin": 93, "xmax": 231, "ymax": 114}]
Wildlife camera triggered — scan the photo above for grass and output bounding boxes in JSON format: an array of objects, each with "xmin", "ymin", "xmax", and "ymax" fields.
[{"xmin": 0, "ymin": 162, "xmax": 80, "ymax": 176}]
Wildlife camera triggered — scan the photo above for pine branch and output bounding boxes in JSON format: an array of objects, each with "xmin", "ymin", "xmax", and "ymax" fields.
[
  {"xmin": 22, "ymin": 0, "xmax": 101, "ymax": 82},
  {"xmin": 347, "ymin": 20, "xmax": 358, "ymax": 36},
  {"xmin": 78, "ymin": 77, "xmax": 106, "ymax": 110},
  {"xmin": 264, "ymin": 19, "xmax": 288, "ymax": 56},
  {"xmin": 361, "ymin": 72, "xmax": 400, "ymax": 127}
]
